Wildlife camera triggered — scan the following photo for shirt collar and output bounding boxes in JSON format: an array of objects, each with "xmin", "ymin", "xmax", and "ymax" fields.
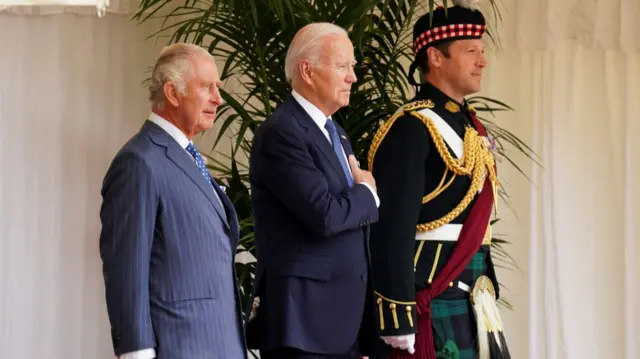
[
  {"xmin": 148, "ymin": 112, "xmax": 191, "ymax": 149},
  {"xmin": 291, "ymin": 90, "xmax": 330, "ymax": 130}
]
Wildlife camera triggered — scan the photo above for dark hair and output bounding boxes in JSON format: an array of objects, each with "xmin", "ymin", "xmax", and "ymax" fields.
[
  {"xmin": 420, "ymin": 41, "xmax": 452, "ymax": 74},
  {"xmin": 408, "ymin": 40, "xmax": 453, "ymax": 86}
]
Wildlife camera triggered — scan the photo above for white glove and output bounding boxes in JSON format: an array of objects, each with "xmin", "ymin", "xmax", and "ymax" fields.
[{"xmin": 381, "ymin": 334, "xmax": 415, "ymax": 354}]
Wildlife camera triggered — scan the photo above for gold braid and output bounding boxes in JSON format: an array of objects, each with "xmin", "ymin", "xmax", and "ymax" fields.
[{"xmin": 367, "ymin": 106, "xmax": 498, "ymax": 233}]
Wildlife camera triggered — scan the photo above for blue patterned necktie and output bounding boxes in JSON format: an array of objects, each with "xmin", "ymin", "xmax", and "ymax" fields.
[
  {"xmin": 324, "ymin": 119, "xmax": 354, "ymax": 187},
  {"xmin": 186, "ymin": 143, "xmax": 213, "ymax": 184},
  {"xmin": 185, "ymin": 143, "xmax": 224, "ymax": 210}
]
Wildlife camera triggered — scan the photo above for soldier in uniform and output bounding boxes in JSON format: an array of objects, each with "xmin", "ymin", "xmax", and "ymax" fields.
[{"xmin": 367, "ymin": 1, "xmax": 511, "ymax": 359}]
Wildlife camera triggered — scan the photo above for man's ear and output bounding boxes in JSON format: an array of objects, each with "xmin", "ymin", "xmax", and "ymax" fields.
[
  {"xmin": 163, "ymin": 82, "xmax": 181, "ymax": 107},
  {"xmin": 299, "ymin": 60, "xmax": 314, "ymax": 86},
  {"xmin": 426, "ymin": 47, "xmax": 443, "ymax": 70}
]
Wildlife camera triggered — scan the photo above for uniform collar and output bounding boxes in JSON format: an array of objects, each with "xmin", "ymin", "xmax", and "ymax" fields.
[{"xmin": 414, "ymin": 81, "xmax": 470, "ymax": 114}]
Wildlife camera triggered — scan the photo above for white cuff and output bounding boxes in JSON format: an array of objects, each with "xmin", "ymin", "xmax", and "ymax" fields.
[
  {"xmin": 359, "ymin": 182, "xmax": 380, "ymax": 208},
  {"xmin": 118, "ymin": 348, "xmax": 155, "ymax": 359}
]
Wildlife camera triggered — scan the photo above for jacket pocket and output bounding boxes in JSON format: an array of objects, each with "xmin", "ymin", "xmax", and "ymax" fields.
[
  {"xmin": 277, "ymin": 255, "xmax": 332, "ymax": 282},
  {"xmin": 151, "ymin": 275, "xmax": 217, "ymax": 303}
]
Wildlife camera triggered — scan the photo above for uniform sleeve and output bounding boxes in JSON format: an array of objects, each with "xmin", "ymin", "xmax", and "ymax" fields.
[{"xmin": 369, "ymin": 114, "xmax": 430, "ymax": 336}]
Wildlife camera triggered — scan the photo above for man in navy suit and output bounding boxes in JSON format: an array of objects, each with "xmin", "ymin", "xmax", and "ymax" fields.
[
  {"xmin": 246, "ymin": 23, "xmax": 380, "ymax": 359},
  {"xmin": 99, "ymin": 43, "xmax": 246, "ymax": 359}
]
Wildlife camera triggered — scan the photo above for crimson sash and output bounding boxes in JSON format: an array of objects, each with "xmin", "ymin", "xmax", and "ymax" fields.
[{"xmin": 389, "ymin": 114, "xmax": 495, "ymax": 359}]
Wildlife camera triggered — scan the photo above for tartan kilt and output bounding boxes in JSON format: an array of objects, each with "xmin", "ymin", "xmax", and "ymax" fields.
[
  {"xmin": 429, "ymin": 250, "xmax": 488, "ymax": 359},
  {"xmin": 378, "ymin": 249, "xmax": 490, "ymax": 359}
]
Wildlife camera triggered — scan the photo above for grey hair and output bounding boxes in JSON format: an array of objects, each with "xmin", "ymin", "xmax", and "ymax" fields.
[
  {"xmin": 148, "ymin": 43, "xmax": 212, "ymax": 108},
  {"xmin": 284, "ymin": 22, "xmax": 348, "ymax": 84}
]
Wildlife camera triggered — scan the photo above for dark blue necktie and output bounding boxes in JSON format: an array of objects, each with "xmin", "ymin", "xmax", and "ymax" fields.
[{"xmin": 324, "ymin": 119, "xmax": 354, "ymax": 187}]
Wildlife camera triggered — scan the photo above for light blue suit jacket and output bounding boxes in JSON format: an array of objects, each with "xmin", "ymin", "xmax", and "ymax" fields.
[{"xmin": 99, "ymin": 120, "xmax": 246, "ymax": 359}]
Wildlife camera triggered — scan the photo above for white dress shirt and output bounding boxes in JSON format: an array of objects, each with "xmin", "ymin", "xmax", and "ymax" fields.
[
  {"xmin": 149, "ymin": 112, "xmax": 190, "ymax": 149},
  {"xmin": 291, "ymin": 90, "xmax": 379, "ymax": 207}
]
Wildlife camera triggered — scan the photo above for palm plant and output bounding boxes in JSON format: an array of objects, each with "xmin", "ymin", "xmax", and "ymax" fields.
[{"xmin": 133, "ymin": 0, "xmax": 538, "ymax": 309}]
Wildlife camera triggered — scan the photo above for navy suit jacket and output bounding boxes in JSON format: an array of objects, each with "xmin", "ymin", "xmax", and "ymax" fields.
[
  {"xmin": 99, "ymin": 121, "xmax": 246, "ymax": 359},
  {"xmin": 246, "ymin": 95, "xmax": 380, "ymax": 355}
]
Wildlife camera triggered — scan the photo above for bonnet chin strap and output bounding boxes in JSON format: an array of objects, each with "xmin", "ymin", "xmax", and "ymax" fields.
[{"xmin": 408, "ymin": 61, "xmax": 421, "ymax": 90}]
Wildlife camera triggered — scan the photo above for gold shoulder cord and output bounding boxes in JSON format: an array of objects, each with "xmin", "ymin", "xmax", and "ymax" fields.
[{"xmin": 367, "ymin": 102, "xmax": 498, "ymax": 233}]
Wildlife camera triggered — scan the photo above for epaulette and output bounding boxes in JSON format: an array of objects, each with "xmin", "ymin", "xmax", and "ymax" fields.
[
  {"xmin": 402, "ymin": 99, "xmax": 435, "ymax": 113},
  {"xmin": 468, "ymin": 104, "xmax": 477, "ymax": 114},
  {"xmin": 367, "ymin": 99, "xmax": 435, "ymax": 171}
]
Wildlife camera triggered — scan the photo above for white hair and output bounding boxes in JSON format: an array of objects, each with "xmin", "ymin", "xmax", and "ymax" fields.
[
  {"xmin": 148, "ymin": 43, "xmax": 212, "ymax": 108},
  {"xmin": 284, "ymin": 22, "xmax": 348, "ymax": 84},
  {"xmin": 453, "ymin": 0, "xmax": 481, "ymax": 10}
]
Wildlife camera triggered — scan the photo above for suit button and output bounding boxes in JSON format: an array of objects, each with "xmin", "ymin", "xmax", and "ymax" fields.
[{"xmin": 360, "ymin": 274, "xmax": 367, "ymax": 282}]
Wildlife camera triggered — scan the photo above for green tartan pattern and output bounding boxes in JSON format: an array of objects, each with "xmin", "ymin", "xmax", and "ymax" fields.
[
  {"xmin": 431, "ymin": 251, "xmax": 488, "ymax": 359},
  {"xmin": 460, "ymin": 250, "xmax": 487, "ymax": 280}
]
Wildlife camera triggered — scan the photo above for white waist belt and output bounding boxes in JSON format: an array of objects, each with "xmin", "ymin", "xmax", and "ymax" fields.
[
  {"xmin": 416, "ymin": 224, "xmax": 492, "ymax": 243},
  {"xmin": 415, "ymin": 224, "xmax": 463, "ymax": 241}
]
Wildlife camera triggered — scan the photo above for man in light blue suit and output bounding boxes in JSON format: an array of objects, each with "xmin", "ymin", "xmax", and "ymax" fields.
[{"xmin": 99, "ymin": 43, "xmax": 246, "ymax": 359}]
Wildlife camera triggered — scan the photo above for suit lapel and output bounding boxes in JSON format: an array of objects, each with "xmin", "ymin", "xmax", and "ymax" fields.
[
  {"xmin": 288, "ymin": 96, "xmax": 350, "ymax": 188},
  {"xmin": 144, "ymin": 121, "xmax": 231, "ymax": 231},
  {"xmin": 310, "ymin": 128, "xmax": 350, "ymax": 188},
  {"xmin": 213, "ymin": 182, "xmax": 239, "ymax": 243},
  {"xmin": 337, "ymin": 126, "xmax": 354, "ymax": 163},
  {"xmin": 337, "ymin": 126, "xmax": 356, "ymax": 182},
  {"xmin": 165, "ymin": 146, "xmax": 231, "ymax": 231}
]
